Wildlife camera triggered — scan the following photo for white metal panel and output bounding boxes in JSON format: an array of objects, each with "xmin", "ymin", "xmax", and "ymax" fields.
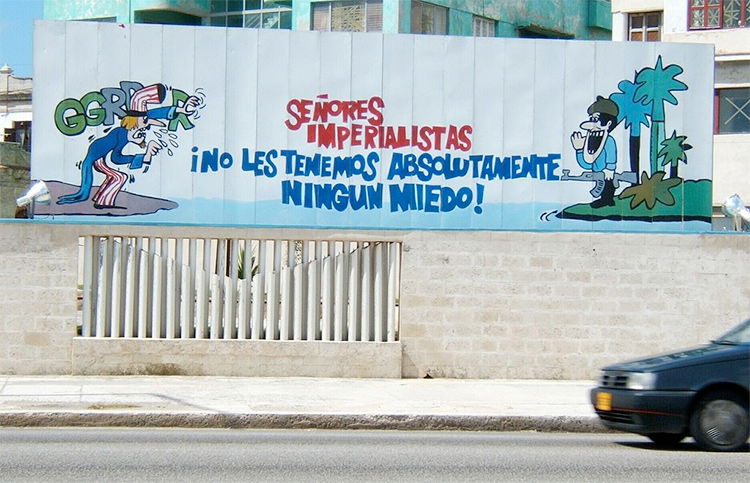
[
  {"xmin": 532, "ymin": 40, "xmax": 567, "ymax": 228},
  {"xmin": 560, "ymin": 40, "xmax": 597, "ymax": 231},
  {"xmin": 31, "ymin": 20, "xmax": 66, "ymax": 181},
  {"xmin": 195, "ymin": 267, "xmax": 208, "ymax": 339},
  {"xmin": 224, "ymin": 239, "xmax": 240, "ymax": 339},
  {"xmin": 37, "ymin": 24, "xmax": 716, "ymax": 233},
  {"xmin": 251, "ymin": 240, "xmax": 266, "ymax": 340},
  {"xmin": 237, "ymin": 239, "xmax": 254, "ymax": 339},
  {"xmin": 210, "ymin": 273, "xmax": 221, "ymax": 339},
  {"xmin": 237, "ymin": 278, "xmax": 249, "ymax": 339},
  {"xmin": 361, "ymin": 243, "xmax": 373, "ymax": 342},
  {"xmin": 223, "ymin": 276, "xmax": 236, "ymax": 340},
  {"xmin": 321, "ymin": 243, "xmax": 334, "ymax": 341},
  {"xmin": 123, "ymin": 240, "xmax": 137, "ymax": 337},
  {"xmin": 347, "ymin": 242, "xmax": 361, "ymax": 342},
  {"xmin": 265, "ymin": 240, "xmax": 280, "ymax": 340},
  {"xmin": 373, "ymin": 242, "xmax": 385, "ymax": 342},
  {"xmin": 223, "ymin": 29, "xmax": 259, "ymax": 224},
  {"xmin": 62, "ymin": 21, "xmax": 100, "ymax": 193},
  {"xmin": 192, "ymin": 27, "xmax": 228, "ymax": 219},
  {"xmin": 501, "ymin": 39, "xmax": 536, "ymax": 224},
  {"xmin": 150, "ymin": 252, "xmax": 163, "ymax": 338},
  {"xmin": 255, "ymin": 30, "xmax": 290, "ymax": 226},
  {"xmin": 159, "ymin": 24, "xmax": 197, "ymax": 202},
  {"xmin": 81, "ymin": 236, "xmax": 96, "ymax": 337},
  {"xmin": 95, "ymin": 237, "xmax": 113, "ymax": 337},
  {"xmin": 166, "ymin": 257, "xmax": 177, "ymax": 339},
  {"xmin": 387, "ymin": 242, "xmax": 399, "ymax": 342},
  {"xmin": 334, "ymin": 243, "xmax": 347, "ymax": 341},
  {"xmin": 306, "ymin": 242, "xmax": 321, "ymax": 341},
  {"xmin": 137, "ymin": 243, "xmax": 150, "ymax": 338},
  {"xmin": 279, "ymin": 241, "xmax": 292, "ymax": 340},
  {"xmin": 293, "ymin": 262, "xmax": 305, "ymax": 341},
  {"xmin": 110, "ymin": 239, "xmax": 124, "ymax": 338},
  {"xmin": 180, "ymin": 266, "xmax": 193, "ymax": 339},
  {"xmin": 83, "ymin": 234, "xmax": 402, "ymax": 343},
  {"xmin": 196, "ymin": 239, "xmax": 211, "ymax": 337}
]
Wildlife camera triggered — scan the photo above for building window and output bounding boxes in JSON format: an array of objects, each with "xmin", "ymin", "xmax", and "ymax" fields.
[
  {"xmin": 311, "ymin": 0, "xmax": 383, "ymax": 32},
  {"xmin": 716, "ymin": 88, "xmax": 750, "ymax": 134},
  {"xmin": 208, "ymin": 0, "xmax": 292, "ymax": 29},
  {"xmin": 689, "ymin": 0, "xmax": 750, "ymax": 29},
  {"xmin": 629, "ymin": 11, "xmax": 661, "ymax": 41},
  {"xmin": 3, "ymin": 121, "xmax": 31, "ymax": 151},
  {"xmin": 473, "ymin": 16, "xmax": 496, "ymax": 37},
  {"xmin": 411, "ymin": 1, "xmax": 447, "ymax": 35}
]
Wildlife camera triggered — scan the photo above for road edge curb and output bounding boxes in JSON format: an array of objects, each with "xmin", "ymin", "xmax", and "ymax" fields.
[{"xmin": 0, "ymin": 412, "xmax": 610, "ymax": 432}]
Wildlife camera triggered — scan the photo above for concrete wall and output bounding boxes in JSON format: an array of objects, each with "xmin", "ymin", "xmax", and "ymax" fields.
[
  {"xmin": 398, "ymin": 231, "xmax": 750, "ymax": 379},
  {"xmin": 0, "ymin": 222, "xmax": 79, "ymax": 374},
  {"xmin": 1, "ymin": 221, "xmax": 749, "ymax": 379},
  {"xmin": 72, "ymin": 339, "xmax": 401, "ymax": 377}
]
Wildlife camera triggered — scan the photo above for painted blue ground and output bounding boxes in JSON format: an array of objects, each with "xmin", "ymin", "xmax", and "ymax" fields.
[{"xmin": 33, "ymin": 198, "xmax": 712, "ymax": 233}]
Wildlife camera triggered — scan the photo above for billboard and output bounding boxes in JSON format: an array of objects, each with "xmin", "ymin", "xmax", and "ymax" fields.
[{"xmin": 32, "ymin": 21, "xmax": 715, "ymax": 231}]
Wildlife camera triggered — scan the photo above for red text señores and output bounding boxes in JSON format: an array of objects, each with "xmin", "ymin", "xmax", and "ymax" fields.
[{"xmin": 285, "ymin": 95, "xmax": 473, "ymax": 152}]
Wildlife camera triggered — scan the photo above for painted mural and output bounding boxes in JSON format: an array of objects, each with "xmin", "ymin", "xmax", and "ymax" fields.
[
  {"xmin": 558, "ymin": 56, "xmax": 710, "ymax": 223},
  {"xmin": 30, "ymin": 21, "xmax": 715, "ymax": 231},
  {"xmin": 50, "ymin": 81, "xmax": 204, "ymax": 214}
]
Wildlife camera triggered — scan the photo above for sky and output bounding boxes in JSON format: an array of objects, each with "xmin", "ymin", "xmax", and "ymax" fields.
[{"xmin": 0, "ymin": 0, "xmax": 44, "ymax": 78}]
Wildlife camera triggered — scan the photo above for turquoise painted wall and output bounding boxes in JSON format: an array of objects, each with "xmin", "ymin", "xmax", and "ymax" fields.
[
  {"xmin": 45, "ymin": 0, "xmax": 611, "ymax": 39},
  {"xmin": 294, "ymin": 0, "xmax": 401, "ymax": 33},
  {"xmin": 297, "ymin": 0, "xmax": 610, "ymax": 39},
  {"xmin": 43, "ymin": 0, "xmax": 210, "ymax": 22},
  {"xmin": 432, "ymin": 0, "xmax": 611, "ymax": 39}
]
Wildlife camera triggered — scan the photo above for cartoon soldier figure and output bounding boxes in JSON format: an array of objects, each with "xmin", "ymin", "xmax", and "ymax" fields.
[
  {"xmin": 57, "ymin": 83, "xmax": 199, "ymax": 209},
  {"xmin": 570, "ymin": 96, "xmax": 620, "ymax": 208}
]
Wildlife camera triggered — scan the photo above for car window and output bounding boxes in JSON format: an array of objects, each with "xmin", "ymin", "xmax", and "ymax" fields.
[{"xmin": 713, "ymin": 319, "xmax": 750, "ymax": 345}]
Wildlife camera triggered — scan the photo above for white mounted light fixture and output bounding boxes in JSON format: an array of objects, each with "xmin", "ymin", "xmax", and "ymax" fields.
[
  {"xmin": 16, "ymin": 180, "xmax": 51, "ymax": 219},
  {"xmin": 721, "ymin": 194, "xmax": 750, "ymax": 231}
]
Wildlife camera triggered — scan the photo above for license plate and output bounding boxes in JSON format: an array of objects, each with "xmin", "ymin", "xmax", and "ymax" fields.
[{"xmin": 595, "ymin": 392, "xmax": 612, "ymax": 411}]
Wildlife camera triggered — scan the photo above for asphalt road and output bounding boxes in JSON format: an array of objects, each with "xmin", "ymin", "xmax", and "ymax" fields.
[{"xmin": 0, "ymin": 428, "xmax": 747, "ymax": 482}]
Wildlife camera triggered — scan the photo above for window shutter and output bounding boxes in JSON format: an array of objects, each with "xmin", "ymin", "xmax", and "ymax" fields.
[
  {"xmin": 411, "ymin": 1, "xmax": 423, "ymax": 33},
  {"xmin": 366, "ymin": 0, "xmax": 383, "ymax": 32},
  {"xmin": 312, "ymin": 3, "xmax": 330, "ymax": 31},
  {"xmin": 332, "ymin": 1, "xmax": 365, "ymax": 32}
]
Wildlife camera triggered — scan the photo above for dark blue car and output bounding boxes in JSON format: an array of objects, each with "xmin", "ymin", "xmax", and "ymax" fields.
[{"xmin": 591, "ymin": 318, "xmax": 750, "ymax": 451}]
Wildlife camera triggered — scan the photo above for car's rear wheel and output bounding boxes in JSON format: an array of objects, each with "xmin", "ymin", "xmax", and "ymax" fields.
[
  {"xmin": 646, "ymin": 433, "xmax": 685, "ymax": 447},
  {"xmin": 689, "ymin": 390, "xmax": 749, "ymax": 452}
]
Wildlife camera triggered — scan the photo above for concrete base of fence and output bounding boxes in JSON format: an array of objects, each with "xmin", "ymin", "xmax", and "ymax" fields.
[{"xmin": 72, "ymin": 338, "xmax": 402, "ymax": 378}]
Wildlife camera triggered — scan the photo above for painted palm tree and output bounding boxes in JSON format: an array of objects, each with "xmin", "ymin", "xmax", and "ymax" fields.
[
  {"xmin": 633, "ymin": 56, "xmax": 687, "ymax": 176},
  {"xmin": 611, "ymin": 78, "xmax": 651, "ymax": 176},
  {"xmin": 658, "ymin": 130, "xmax": 692, "ymax": 178}
]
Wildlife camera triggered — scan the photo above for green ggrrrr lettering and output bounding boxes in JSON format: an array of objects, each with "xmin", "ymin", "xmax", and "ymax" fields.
[
  {"xmin": 54, "ymin": 98, "xmax": 86, "ymax": 136},
  {"xmin": 168, "ymin": 89, "xmax": 194, "ymax": 132},
  {"xmin": 81, "ymin": 91, "xmax": 107, "ymax": 127}
]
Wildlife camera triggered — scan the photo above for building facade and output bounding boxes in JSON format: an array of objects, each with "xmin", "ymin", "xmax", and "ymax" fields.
[
  {"xmin": 0, "ymin": 64, "xmax": 32, "ymax": 218},
  {"xmin": 44, "ymin": 0, "xmax": 612, "ymax": 39},
  {"xmin": 0, "ymin": 64, "xmax": 32, "ymax": 151},
  {"xmin": 611, "ymin": 0, "xmax": 750, "ymax": 216}
]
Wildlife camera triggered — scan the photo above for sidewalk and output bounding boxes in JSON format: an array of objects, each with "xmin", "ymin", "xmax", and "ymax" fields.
[{"xmin": 0, "ymin": 376, "xmax": 604, "ymax": 432}]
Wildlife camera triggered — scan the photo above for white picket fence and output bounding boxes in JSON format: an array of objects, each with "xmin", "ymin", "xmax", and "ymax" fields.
[{"xmin": 80, "ymin": 236, "xmax": 401, "ymax": 342}]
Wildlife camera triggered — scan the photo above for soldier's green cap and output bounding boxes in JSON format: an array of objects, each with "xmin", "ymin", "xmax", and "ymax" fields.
[{"xmin": 587, "ymin": 95, "xmax": 619, "ymax": 118}]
